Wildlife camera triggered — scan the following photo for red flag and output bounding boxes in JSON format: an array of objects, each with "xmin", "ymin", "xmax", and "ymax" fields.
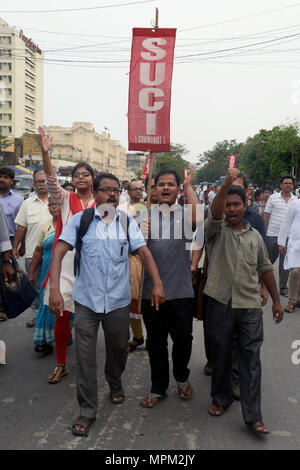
[
  {"xmin": 228, "ymin": 154, "xmax": 236, "ymax": 168},
  {"xmin": 128, "ymin": 28, "xmax": 176, "ymax": 153},
  {"xmin": 141, "ymin": 154, "xmax": 151, "ymax": 180}
]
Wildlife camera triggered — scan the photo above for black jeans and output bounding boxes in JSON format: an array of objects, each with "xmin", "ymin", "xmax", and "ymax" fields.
[
  {"xmin": 142, "ymin": 298, "xmax": 194, "ymax": 396},
  {"xmin": 205, "ymin": 297, "xmax": 264, "ymax": 424}
]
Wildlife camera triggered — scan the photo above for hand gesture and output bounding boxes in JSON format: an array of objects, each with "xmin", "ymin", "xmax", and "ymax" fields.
[
  {"xmin": 38, "ymin": 126, "xmax": 53, "ymax": 155},
  {"xmin": 224, "ymin": 168, "xmax": 240, "ymax": 187},
  {"xmin": 183, "ymin": 166, "xmax": 194, "ymax": 189}
]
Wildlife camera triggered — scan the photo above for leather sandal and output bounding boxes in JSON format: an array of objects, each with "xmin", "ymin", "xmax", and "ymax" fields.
[
  {"xmin": 128, "ymin": 336, "xmax": 144, "ymax": 352},
  {"xmin": 0, "ymin": 312, "xmax": 7, "ymax": 322},
  {"xmin": 247, "ymin": 421, "xmax": 269, "ymax": 434},
  {"xmin": 48, "ymin": 364, "xmax": 68, "ymax": 384},
  {"xmin": 284, "ymin": 302, "xmax": 295, "ymax": 313},
  {"xmin": 71, "ymin": 416, "xmax": 96, "ymax": 437},
  {"xmin": 208, "ymin": 403, "xmax": 226, "ymax": 416}
]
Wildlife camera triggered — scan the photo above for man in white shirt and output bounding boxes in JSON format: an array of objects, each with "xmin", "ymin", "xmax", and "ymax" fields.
[
  {"xmin": 264, "ymin": 176, "xmax": 298, "ymax": 296},
  {"xmin": 278, "ymin": 199, "xmax": 300, "ymax": 313},
  {"xmin": 13, "ymin": 170, "xmax": 50, "ymax": 327}
]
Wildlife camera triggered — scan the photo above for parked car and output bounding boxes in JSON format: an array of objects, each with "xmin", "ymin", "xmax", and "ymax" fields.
[{"xmin": 13, "ymin": 175, "xmax": 33, "ymax": 199}]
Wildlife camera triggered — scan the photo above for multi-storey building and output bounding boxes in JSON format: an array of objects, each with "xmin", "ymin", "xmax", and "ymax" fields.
[
  {"xmin": 43, "ymin": 122, "xmax": 127, "ymax": 181},
  {"xmin": 0, "ymin": 18, "xmax": 44, "ymax": 138}
]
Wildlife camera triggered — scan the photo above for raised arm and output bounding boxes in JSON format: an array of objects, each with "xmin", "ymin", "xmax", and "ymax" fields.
[
  {"xmin": 38, "ymin": 126, "xmax": 55, "ymax": 177},
  {"xmin": 183, "ymin": 166, "xmax": 203, "ymax": 227},
  {"xmin": 211, "ymin": 168, "xmax": 240, "ymax": 219}
]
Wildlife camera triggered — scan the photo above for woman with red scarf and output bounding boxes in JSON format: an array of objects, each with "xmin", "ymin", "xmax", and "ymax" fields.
[{"xmin": 39, "ymin": 127, "xmax": 95, "ymax": 384}]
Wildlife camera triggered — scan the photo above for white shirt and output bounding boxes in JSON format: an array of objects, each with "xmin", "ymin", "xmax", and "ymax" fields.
[
  {"xmin": 264, "ymin": 192, "xmax": 297, "ymax": 236},
  {"xmin": 14, "ymin": 193, "xmax": 50, "ymax": 258},
  {"xmin": 278, "ymin": 199, "xmax": 300, "ymax": 269}
]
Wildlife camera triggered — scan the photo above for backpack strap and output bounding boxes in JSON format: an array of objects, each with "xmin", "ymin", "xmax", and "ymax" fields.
[{"xmin": 74, "ymin": 207, "xmax": 95, "ymax": 276}]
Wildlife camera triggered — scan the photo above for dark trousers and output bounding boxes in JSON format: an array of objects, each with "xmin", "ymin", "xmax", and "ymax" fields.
[
  {"xmin": 205, "ymin": 297, "xmax": 263, "ymax": 424},
  {"xmin": 142, "ymin": 298, "xmax": 194, "ymax": 396},
  {"xmin": 74, "ymin": 301, "xmax": 130, "ymax": 419},
  {"xmin": 265, "ymin": 235, "xmax": 289, "ymax": 294}
]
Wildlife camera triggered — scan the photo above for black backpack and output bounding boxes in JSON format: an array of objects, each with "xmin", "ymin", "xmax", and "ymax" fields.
[{"xmin": 74, "ymin": 208, "xmax": 130, "ymax": 276}]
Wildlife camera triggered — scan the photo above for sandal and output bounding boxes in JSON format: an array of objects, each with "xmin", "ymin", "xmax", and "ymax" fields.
[
  {"xmin": 71, "ymin": 416, "xmax": 96, "ymax": 437},
  {"xmin": 247, "ymin": 421, "xmax": 269, "ymax": 435},
  {"xmin": 34, "ymin": 343, "xmax": 53, "ymax": 355},
  {"xmin": 48, "ymin": 364, "xmax": 68, "ymax": 384},
  {"xmin": 284, "ymin": 302, "xmax": 295, "ymax": 313},
  {"xmin": 128, "ymin": 336, "xmax": 144, "ymax": 352},
  {"xmin": 140, "ymin": 393, "xmax": 167, "ymax": 408},
  {"xmin": 0, "ymin": 312, "xmax": 7, "ymax": 322},
  {"xmin": 208, "ymin": 403, "xmax": 226, "ymax": 416},
  {"xmin": 110, "ymin": 389, "xmax": 125, "ymax": 405},
  {"xmin": 177, "ymin": 381, "xmax": 193, "ymax": 400}
]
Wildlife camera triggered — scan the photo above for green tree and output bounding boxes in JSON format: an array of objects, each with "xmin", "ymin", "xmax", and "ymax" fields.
[
  {"xmin": 0, "ymin": 135, "xmax": 11, "ymax": 152},
  {"xmin": 195, "ymin": 140, "xmax": 243, "ymax": 183},
  {"xmin": 153, "ymin": 143, "xmax": 190, "ymax": 183},
  {"xmin": 238, "ymin": 123, "xmax": 300, "ymax": 185}
]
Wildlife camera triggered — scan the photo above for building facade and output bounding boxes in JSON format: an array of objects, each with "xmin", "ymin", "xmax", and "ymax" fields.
[
  {"xmin": 0, "ymin": 18, "xmax": 44, "ymax": 138},
  {"xmin": 43, "ymin": 122, "xmax": 127, "ymax": 181}
]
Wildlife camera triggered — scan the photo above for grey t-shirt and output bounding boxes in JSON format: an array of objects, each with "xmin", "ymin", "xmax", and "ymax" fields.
[{"xmin": 142, "ymin": 205, "xmax": 194, "ymax": 300}]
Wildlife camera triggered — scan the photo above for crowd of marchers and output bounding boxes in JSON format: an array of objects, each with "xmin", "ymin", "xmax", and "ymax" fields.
[{"xmin": 0, "ymin": 128, "xmax": 299, "ymax": 438}]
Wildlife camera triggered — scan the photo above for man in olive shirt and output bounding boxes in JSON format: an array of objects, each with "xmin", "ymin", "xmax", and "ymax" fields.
[{"xmin": 204, "ymin": 168, "xmax": 283, "ymax": 435}]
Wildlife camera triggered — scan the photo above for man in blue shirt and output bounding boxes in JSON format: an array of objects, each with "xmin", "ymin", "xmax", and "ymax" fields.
[
  {"xmin": 0, "ymin": 167, "xmax": 23, "ymax": 239},
  {"xmin": 0, "ymin": 167, "xmax": 23, "ymax": 321},
  {"xmin": 49, "ymin": 172, "xmax": 165, "ymax": 437}
]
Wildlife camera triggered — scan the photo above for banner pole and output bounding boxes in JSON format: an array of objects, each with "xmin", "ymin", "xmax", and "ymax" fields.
[{"xmin": 146, "ymin": 152, "xmax": 154, "ymax": 211}]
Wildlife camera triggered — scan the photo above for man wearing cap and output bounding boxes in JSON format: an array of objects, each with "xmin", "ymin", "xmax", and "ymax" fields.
[{"xmin": 0, "ymin": 167, "xmax": 23, "ymax": 321}]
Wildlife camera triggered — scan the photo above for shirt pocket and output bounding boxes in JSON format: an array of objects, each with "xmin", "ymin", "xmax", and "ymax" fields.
[
  {"xmin": 243, "ymin": 242, "xmax": 257, "ymax": 266},
  {"xmin": 27, "ymin": 208, "xmax": 40, "ymax": 226},
  {"xmin": 117, "ymin": 239, "xmax": 129, "ymax": 263}
]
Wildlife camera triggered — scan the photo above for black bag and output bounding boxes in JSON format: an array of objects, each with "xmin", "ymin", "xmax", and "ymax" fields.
[
  {"xmin": 0, "ymin": 257, "xmax": 38, "ymax": 319},
  {"xmin": 74, "ymin": 208, "xmax": 130, "ymax": 276}
]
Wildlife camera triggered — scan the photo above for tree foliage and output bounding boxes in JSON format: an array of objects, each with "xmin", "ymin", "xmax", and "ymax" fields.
[
  {"xmin": 195, "ymin": 140, "xmax": 243, "ymax": 183},
  {"xmin": 195, "ymin": 123, "xmax": 300, "ymax": 185},
  {"xmin": 0, "ymin": 135, "xmax": 11, "ymax": 152},
  {"xmin": 153, "ymin": 143, "xmax": 190, "ymax": 183}
]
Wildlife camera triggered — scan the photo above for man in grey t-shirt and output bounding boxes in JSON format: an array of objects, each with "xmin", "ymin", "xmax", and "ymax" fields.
[{"xmin": 140, "ymin": 168, "xmax": 203, "ymax": 408}]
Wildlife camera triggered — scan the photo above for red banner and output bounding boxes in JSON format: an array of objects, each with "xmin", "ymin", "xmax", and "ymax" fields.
[
  {"xmin": 128, "ymin": 28, "xmax": 176, "ymax": 153},
  {"xmin": 228, "ymin": 154, "xmax": 236, "ymax": 168},
  {"xmin": 141, "ymin": 154, "xmax": 151, "ymax": 179}
]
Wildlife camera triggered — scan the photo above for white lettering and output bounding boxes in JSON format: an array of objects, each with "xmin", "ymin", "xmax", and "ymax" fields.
[
  {"xmin": 140, "ymin": 62, "xmax": 165, "ymax": 86},
  {"xmin": 139, "ymin": 87, "xmax": 164, "ymax": 112},
  {"xmin": 146, "ymin": 113, "xmax": 156, "ymax": 135},
  {"xmin": 141, "ymin": 38, "xmax": 166, "ymax": 61}
]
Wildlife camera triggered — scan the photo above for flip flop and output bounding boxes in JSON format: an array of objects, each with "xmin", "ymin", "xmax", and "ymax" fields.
[
  {"xmin": 284, "ymin": 302, "xmax": 295, "ymax": 313},
  {"xmin": 177, "ymin": 381, "xmax": 193, "ymax": 400},
  {"xmin": 140, "ymin": 393, "xmax": 167, "ymax": 408}
]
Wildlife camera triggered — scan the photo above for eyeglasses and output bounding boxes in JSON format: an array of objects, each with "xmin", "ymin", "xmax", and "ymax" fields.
[
  {"xmin": 35, "ymin": 179, "xmax": 46, "ymax": 184},
  {"xmin": 73, "ymin": 172, "xmax": 91, "ymax": 178},
  {"xmin": 96, "ymin": 188, "xmax": 122, "ymax": 195},
  {"xmin": 48, "ymin": 202, "xmax": 58, "ymax": 207}
]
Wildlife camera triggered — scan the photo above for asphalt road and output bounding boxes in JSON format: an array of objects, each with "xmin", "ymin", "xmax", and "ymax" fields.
[{"xmin": 0, "ymin": 263, "xmax": 300, "ymax": 452}]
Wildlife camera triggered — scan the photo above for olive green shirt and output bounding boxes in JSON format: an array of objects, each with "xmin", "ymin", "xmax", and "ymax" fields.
[{"xmin": 204, "ymin": 214, "xmax": 273, "ymax": 308}]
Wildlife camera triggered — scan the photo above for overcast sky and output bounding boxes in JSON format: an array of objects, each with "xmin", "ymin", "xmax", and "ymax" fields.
[{"xmin": 3, "ymin": 0, "xmax": 300, "ymax": 162}]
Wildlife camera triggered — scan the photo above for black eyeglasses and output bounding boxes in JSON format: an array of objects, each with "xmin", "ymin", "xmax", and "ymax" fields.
[
  {"xmin": 73, "ymin": 172, "xmax": 91, "ymax": 178},
  {"xmin": 96, "ymin": 188, "xmax": 122, "ymax": 195}
]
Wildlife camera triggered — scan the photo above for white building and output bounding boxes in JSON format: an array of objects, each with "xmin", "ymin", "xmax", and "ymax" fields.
[{"xmin": 0, "ymin": 18, "xmax": 44, "ymax": 137}]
